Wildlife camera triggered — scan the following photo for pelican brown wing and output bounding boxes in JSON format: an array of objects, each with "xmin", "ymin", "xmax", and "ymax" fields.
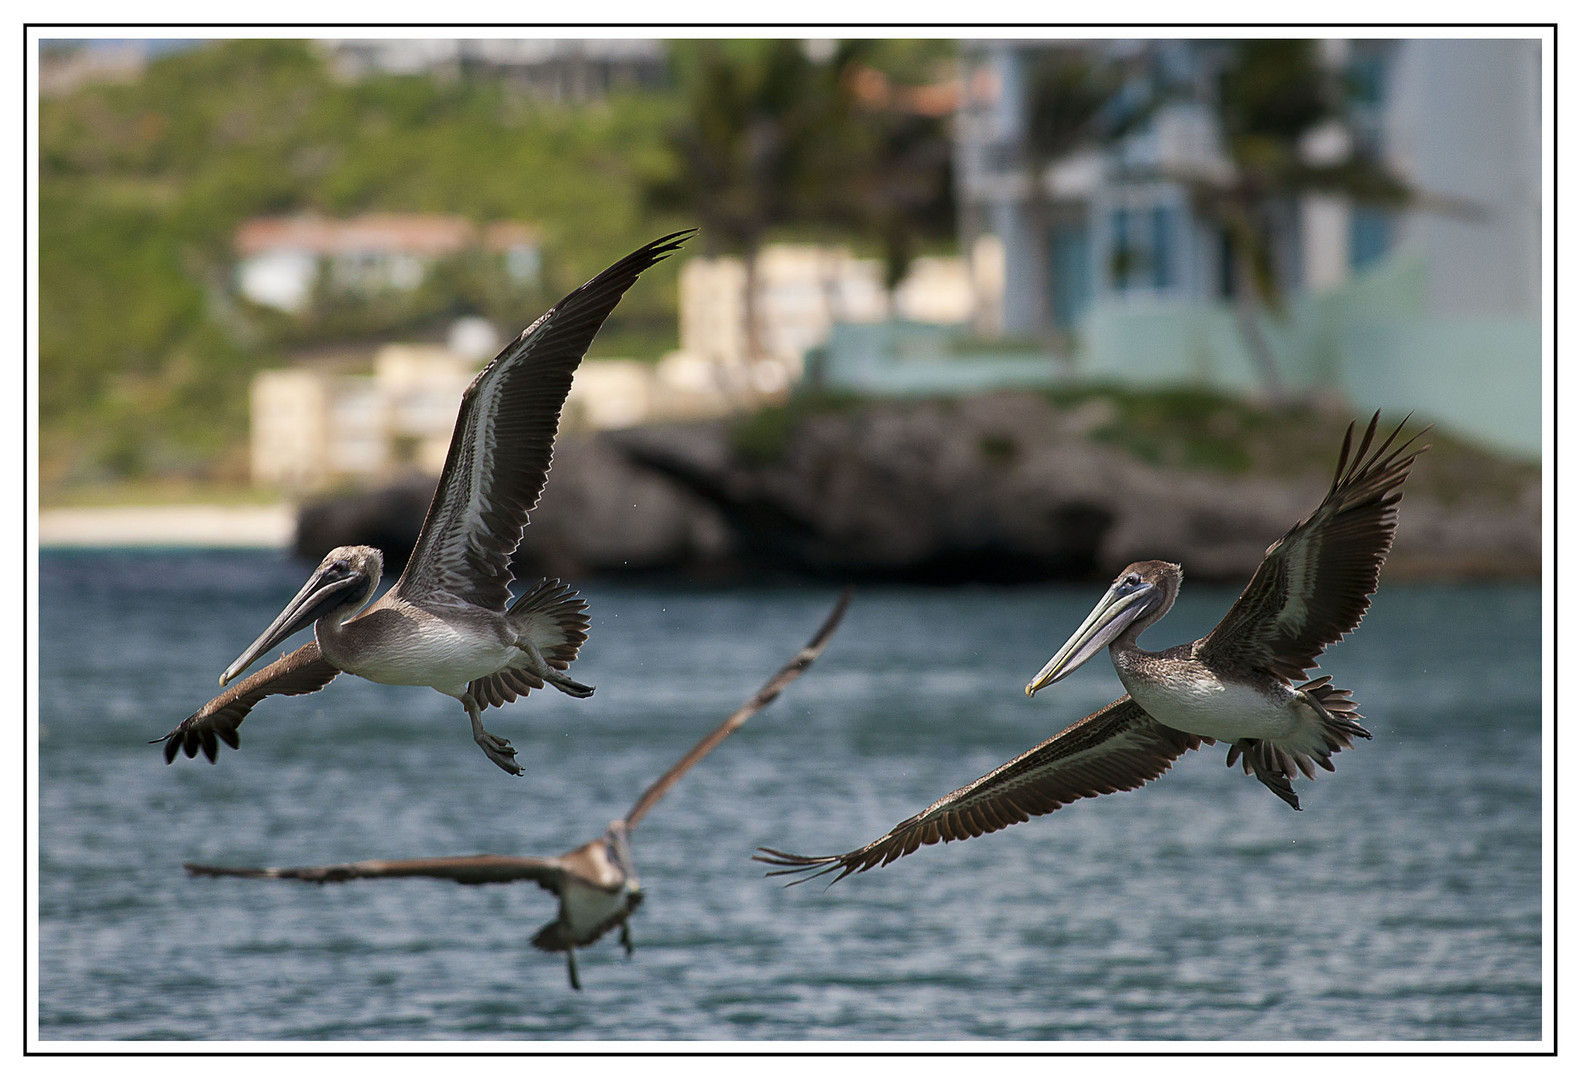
[
  {"xmin": 158, "ymin": 642, "xmax": 341, "ymax": 764},
  {"xmin": 395, "ymin": 230, "xmax": 694, "ymax": 613},
  {"xmin": 1197, "ymin": 412, "xmax": 1428, "ymax": 683},
  {"xmin": 624, "ymin": 589, "xmax": 852, "ymax": 830},
  {"xmin": 185, "ymin": 853, "xmax": 569, "ymax": 890},
  {"xmin": 756, "ymin": 696, "xmax": 1209, "ymax": 884}
]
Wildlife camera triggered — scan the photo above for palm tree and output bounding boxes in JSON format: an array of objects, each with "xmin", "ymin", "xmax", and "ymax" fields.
[
  {"xmin": 1018, "ymin": 46, "xmax": 1152, "ymax": 341},
  {"xmin": 1182, "ymin": 39, "xmax": 1414, "ymax": 402},
  {"xmin": 809, "ymin": 41, "xmax": 956, "ymax": 314},
  {"xmin": 645, "ymin": 40, "xmax": 845, "ymax": 361},
  {"xmin": 648, "ymin": 40, "xmax": 960, "ymax": 355}
]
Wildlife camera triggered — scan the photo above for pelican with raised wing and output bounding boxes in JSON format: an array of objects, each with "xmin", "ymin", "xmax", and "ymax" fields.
[
  {"xmin": 758, "ymin": 413, "xmax": 1424, "ymax": 883},
  {"xmin": 186, "ymin": 590, "xmax": 850, "ymax": 989},
  {"xmin": 159, "ymin": 231, "xmax": 694, "ymax": 775}
]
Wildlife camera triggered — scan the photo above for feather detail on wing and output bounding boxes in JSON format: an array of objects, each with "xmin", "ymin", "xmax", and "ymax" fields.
[
  {"xmin": 185, "ymin": 854, "xmax": 568, "ymax": 890},
  {"xmin": 395, "ymin": 230, "xmax": 694, "ymax": 612},
  {"xmin": 467, "ymin": 578, "xmax": 591, "ymax": 710},
  {"xmin": 158, "ymin": 642, "xmax": 340, "ymax": 763},
  {"xmin": 755, "ymin": 696, "xmax": 1208, "ymax": 884},
  {"xmin": 1197, "ymin": 412, "xmax": 1428, "ymax": 682}
]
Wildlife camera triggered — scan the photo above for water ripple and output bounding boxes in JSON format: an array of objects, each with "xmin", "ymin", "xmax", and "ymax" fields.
[{"xmin": 37, "ymin": 557, "xmax": 1542, "ymax": 1042}]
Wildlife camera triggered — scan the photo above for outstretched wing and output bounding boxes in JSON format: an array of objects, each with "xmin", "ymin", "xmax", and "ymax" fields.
[
  {"xmin": 158, "ymin": 642, "xmax": 340, "ymax": 764},
  {"xmin": 624, "ymin": 589, "xmax": 852, "ymax": 830},
  {"xmin": 395, "ymin": 230, "xmax": 695, "ymax": 612},
  {"xmin": 186, "ymin": 853, "xmax": 568, "ymax": 891},
  {"xmin": 755, "ymin": 696, "xmax": 1208, "ymax": 884},
  {"xmin": 1197, "ymin": 412, "xmax": 1428, "ymax": 682}
]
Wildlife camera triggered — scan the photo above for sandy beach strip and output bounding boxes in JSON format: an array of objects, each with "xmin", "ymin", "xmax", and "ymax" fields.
[{"xmin": 39, "ymin": 504, "xmax": 296, "ymax": 548}]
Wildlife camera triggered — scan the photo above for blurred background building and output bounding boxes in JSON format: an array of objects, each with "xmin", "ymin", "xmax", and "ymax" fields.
[
  {"xmin": 950, "ymin": 38, "xmax": 1540, "ymax": 454},
  {"xmin": 246, "ymin": 242, "xmax": 976, "ymax": 490},
  {"xmin": 234, "ymin": 214, "xmax": 541, "ymax": 313},
  {"xmin": 321, "ymin": 38, "xmax": 668, "ymax": 102},
  {"xmin": 36, "ymin": 34, "xmax": 1545, "ymax": 506}
]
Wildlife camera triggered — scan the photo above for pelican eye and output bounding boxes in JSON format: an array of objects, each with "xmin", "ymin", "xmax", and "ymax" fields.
[
  {"xmin": 1122, "ymin": 573, "xmax": 1142, "ymax": 587},
  {"xmin": 329, "ymin": 559, "xmax": 350, "ymax": 575}
]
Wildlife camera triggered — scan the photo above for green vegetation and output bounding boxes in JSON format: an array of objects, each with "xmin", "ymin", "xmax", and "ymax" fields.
[
  {"xmin": 977, "ymin": 432, "xmax": 1020, "ymax": 466},
  {"xmin": 643, "ymin": 39, "xmax": 954, "ymax": 357},
  {"xmin": 39, "ymin": 38, "xmax": 956, "ymax": 500},
  {"xmin": 39, "ymin": 39, "xmax": 692, "ymax": 496},
  {"xmin": 1046, "ymin": 383, "xmax": 1538, "ymax": 503},
  {"xmin": 724, "ymin": 382, "xmax": 1537, "ymax": 510},
  {"xmin": 726, "ymin": 389, "xmax": 870, "ymax": 465},
  {"xmin": 1179, "ymin": 40, "xmax": 1416, "ymax": 402},
  {"xmin": 1043, "ymin": 384, "xmax": 1297, "ymax": 473}
]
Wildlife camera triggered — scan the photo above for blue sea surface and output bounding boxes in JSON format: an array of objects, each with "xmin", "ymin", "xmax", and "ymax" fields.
[{"xmin": 36, "ymin": 550, "xmax": 1544, "ymax": 1042}]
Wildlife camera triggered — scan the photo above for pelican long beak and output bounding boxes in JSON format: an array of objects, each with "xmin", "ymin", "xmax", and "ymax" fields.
[
  {"xmin": 1025, "ymin": 581, "xmax": 1156, "ymax": 697},
  {"xmin": 220, "ymin": 563, "xmax": 368, "ymax": 685},
  {"xmin": 606, "ymin": 820, "xmax": 638, "ymax": 881}
]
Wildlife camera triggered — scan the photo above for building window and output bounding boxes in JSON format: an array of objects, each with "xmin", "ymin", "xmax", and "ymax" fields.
[
  {"xmin": 1149, "ymin": 205, "xmax": 1174, "ymax": 290},
  {"xmin": 1346, "ymin": 42, "xmax": 1395, "ymax": 162},
  {"xmin": 1108, "ymin": 202, "xmax": 1178, "ymax": 294},
  {"xmin": 1216, "ymin": 228, "xmax": 1237, "ymax": 300},
  {"xmin": 1350, "ymin": 206, "xmax": 1392, "ymax": 270},
  {"xmin": 1048, "ymin": 219, "xmax": 1092, "ymax": 330}
]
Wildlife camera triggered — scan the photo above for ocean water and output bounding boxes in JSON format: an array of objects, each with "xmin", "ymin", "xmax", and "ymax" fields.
[{"xmin": 35, "ymin": 550, "xmax": 1544, "ymax": 1043}]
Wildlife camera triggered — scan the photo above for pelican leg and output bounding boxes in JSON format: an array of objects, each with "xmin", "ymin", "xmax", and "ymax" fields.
[
  {"xmin": 564, "ymin": 945, "xmax": 582, "ymax": 992},
  {"xmin": 463, "ymin": 694, "xmax": 522, "ymax": 776},
  {"xmin": 515, "ymin": 639, "xmax": 594, "ymax": 700},
  {"xmin": 619, "ymin": 917, "xmax": 635, "ymax": 956}
]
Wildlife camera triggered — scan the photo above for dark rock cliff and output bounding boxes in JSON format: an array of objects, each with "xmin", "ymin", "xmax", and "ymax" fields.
[{"xmin": 295, "ymin": 392, "xmax": 1541, "ymax": 585}]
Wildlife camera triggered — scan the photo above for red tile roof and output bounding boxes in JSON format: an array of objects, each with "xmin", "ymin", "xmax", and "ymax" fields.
[{"xmin": 235, "ymin": 214, "xmax": 537, "ymax": 257}]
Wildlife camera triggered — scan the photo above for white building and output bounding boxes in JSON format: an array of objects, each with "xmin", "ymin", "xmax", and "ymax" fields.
[
  {"xmin": 250, "ymin": 368, "xmax": 388, "ymax": 489},
  {"xmin": 319, "ymin": 38, "xmax": 667, "ymax": 102},
  {"xmin": 951, "ymin": 37, "xmax": 1542, "ymax": 455},
  {"xmin": 250, "ymin": 340, "xmax": 478, "ymax": 490},
  {"xmin": 233, "ymin": 214, "xmax": 540, "ymax": 314},
  {"xmin": 251, "ymin": 324, "xmax": 748, "ymax": 491},
  {"xmin": 679, "ymin": 244, "xmax": 974, "ymax": 382}
]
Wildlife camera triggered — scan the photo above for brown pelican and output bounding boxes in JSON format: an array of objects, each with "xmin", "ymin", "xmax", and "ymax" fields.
[
  {"xmin": 758, "ymin": 413, "xmax": 1425, "ymax": 884},
  {"xmin": 185, "ymin": 590, "xmax": 851, "ymax": 989},
  {"xmin": 158, "ymin": 231, "xmax": 694, "ymax": 775}
]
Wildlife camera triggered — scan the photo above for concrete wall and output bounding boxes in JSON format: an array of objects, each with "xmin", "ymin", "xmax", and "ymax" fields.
[
  {"xmin": 814, "ymin": 322, "xmax": 1067, "ymax": 397},
  {"xmin": 817, "ymin": 253, "xmax": 1539, "ymax": 458},
  {"xmin": 1075, "ymin": 255, "xmax": 1539, "ymax": 456}
]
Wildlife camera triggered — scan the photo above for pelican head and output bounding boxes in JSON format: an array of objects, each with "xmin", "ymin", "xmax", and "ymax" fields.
[
  {"xmin": 1025, "ymin": 560, "xmax": 1180, "ymax": 697},
  {"xmin": 604, "ymin": 820, "xmax": 640, "ymax": 891},
  {"xmin": 221, "ymin": 546, "xmax": 383, "ymax": 686}
]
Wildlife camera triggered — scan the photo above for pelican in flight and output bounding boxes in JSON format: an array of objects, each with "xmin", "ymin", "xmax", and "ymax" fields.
[
  {"xmin": 758, "ymin": 413, "xmax": 1425, "ymax": 884},
  {"xmin": 185, "ymin": 590, "xmax": 851, "ymax": 989},
  {"xmin": 159, "ymin": 230, "xmax": 694, "ymax": 775}
]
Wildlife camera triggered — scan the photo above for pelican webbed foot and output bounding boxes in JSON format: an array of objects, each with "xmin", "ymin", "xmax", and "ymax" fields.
[
  {"xmin": 463, "ymin": 697, "xmax": 523, "ymax": 776},
  {"xmin": 476, "ymin": 732, "xmax": 521, "ymax": 775}
]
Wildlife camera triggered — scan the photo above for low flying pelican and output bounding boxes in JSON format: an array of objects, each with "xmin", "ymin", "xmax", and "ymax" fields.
[
  {"xmin": 758, "ymin": 413, "xmax": 1425, "ymax": 884},
  {"xmin": 186, "ymin": 590, "xmax": 850, "ymax": 989},
  {"xmin": 159, "ymin": 230, "xmax": 694, "ymax": 775}
]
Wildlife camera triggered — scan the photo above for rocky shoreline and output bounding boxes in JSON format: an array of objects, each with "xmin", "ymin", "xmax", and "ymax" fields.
[{"xmin": 293, "ymin": 391, "xmax": 1542, "ymax": 586}]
